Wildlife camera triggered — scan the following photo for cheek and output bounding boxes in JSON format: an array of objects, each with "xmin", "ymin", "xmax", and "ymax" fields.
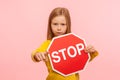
[
  {"xmin": 63, "ymin": 26, "xmax": 67, "ymax": 31},
  {"xmin": 51, "ymin": 25, "xmax": 54, "ymax": 29},
  {"xmin": 61, "ymin": 27, "xmax": 67, "ymax": 33},
  {"xmin": 51, "ymin": 26, "xmax": 57, "ymax": 32}
]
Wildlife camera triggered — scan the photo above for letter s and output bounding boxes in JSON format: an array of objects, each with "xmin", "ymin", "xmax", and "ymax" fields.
[{"xmin": 51, "ymin": 51, "xmax": 61, "ymax": 63}]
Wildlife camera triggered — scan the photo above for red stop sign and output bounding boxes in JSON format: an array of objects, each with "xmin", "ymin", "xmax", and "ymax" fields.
[{"xmin": 47, "ymin": 33, "xmax": 90, "ymax": 76}]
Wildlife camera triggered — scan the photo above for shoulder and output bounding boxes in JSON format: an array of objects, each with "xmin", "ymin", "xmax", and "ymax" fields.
[
  {"xmin": 42, "ymin": 40, "xmax": 51, "ymax": 45},
  {"xmin": 39, "ymin": 40, "xmax": 51, "ymax": 48},
  {"xmin": 35, "ymin": 40, "xmax": 51, "ymax": 52}
]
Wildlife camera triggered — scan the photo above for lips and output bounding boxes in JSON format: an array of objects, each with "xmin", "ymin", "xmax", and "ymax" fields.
[{"xmin": 56, "ymin": 32, "xmax": 63, "ymax": 35}]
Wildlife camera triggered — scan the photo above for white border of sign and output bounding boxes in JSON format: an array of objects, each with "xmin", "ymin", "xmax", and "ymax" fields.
[{"xmin": 47, "ymin": 33, "xmax": 90, "ymax": 76}]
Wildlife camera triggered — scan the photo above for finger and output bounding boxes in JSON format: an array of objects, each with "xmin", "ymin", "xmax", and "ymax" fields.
[
  {"xmin": 35, "ymin": 55, "xmax": 41, "ymax": 61},
  {"xmin": 90, "ymin": 48, "xmax": 96, "ymax": 53},
  {"xmin": 41, "ymin": 53, "xmax": 46, "ymax": 60},
  {"xmin": 44, "ymin": 52, "xmax": 48, "ymax": 56},
  {"xmin": 88, "ymin": 46, "xmax": 95, "ymax": 52},
  {"xmin": 87, "ymin": 45, "xmax": 93, "ymax": 50},
  {"xmin": 44, "ymin": 52, "xmax": 49, "ymax": 61},
  {"xmin": 38, "ymin": 53, "xmax": 43, "ymax": 61},
  {"xmin": 84, "ymin": 48, "xmax": 88, "ymax": 53},
  {"xmin": 85, "ymin": 46, "xmax": 93, "ymax": 53},
  {"xmin": 84, "ymin": 46, "xmax": 90, "ymax": 52}
]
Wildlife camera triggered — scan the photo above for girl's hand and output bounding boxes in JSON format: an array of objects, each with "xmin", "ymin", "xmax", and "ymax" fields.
[
  {"xmin": 84, "ymin": 45, "xmax": 96, "ymax": 53},
  {"xmin": 34, "ymin": 52, "xmax": 48, "ymax": 62}
]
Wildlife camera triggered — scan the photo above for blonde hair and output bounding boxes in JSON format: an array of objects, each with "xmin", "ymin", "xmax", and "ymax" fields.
[{"xmin": 47, "ymin": 7, "xmax": 71, "ymax": 40}]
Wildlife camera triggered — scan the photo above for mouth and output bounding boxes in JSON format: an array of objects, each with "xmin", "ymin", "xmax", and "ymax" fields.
[{"xmin": 56, "ymin": 32, "xmax": 63, "ymax": 35}]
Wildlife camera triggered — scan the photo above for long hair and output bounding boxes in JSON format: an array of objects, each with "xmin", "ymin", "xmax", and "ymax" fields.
[{"xmin": 47, "ymin": 7, "xmax": 71, "ymax": 40}]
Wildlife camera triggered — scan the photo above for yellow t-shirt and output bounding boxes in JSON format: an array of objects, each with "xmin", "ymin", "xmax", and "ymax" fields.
[{"xmin": 31, "ymin": 40, "xmax": 98, "ymax": 80}]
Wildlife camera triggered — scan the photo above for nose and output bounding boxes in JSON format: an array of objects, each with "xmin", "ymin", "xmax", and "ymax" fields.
[{"xmin": 57, "ymin": 25, "xmax": 61, "ymax": 31}]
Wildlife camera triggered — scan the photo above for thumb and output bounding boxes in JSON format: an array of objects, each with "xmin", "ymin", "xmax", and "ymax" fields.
[{"xmin": 43, "ymin": 51, "xmax": 49, "ymax": 61}]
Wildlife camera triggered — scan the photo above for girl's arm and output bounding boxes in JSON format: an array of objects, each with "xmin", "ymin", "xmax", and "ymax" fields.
[
  {"xmin": 31, "ymin": 49, "xmax": 40, "ymax": 62},
  {"xmin": 31, "ymin": 40, "xmax": 51, "ymax": 62},
  {"xmin": 84, "ymin": 45, "xmax": 99, "ymax": 62},
  {"xmin": 89, "ymin": 51, "xmax": 99, "ymax": 61}
]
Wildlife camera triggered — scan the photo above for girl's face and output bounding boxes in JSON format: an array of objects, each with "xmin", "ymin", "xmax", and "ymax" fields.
[{"xmin": 51, "ymin": 15, "xmax": 67, "ymax": 37}]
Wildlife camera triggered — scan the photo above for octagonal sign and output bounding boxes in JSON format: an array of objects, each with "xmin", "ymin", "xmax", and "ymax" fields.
[{"xmin": 47, "ymin": 33, "xmax": 90, "ymax": 76}]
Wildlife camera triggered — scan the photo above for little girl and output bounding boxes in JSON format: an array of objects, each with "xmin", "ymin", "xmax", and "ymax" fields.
[{"xmin": 31, "ymin": 7, "xmax": 98, "ymax": 80}]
